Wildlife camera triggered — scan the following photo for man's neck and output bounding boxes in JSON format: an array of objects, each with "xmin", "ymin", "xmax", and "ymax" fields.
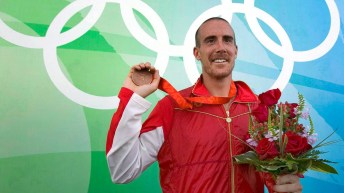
[{"xmin": 203, "ymin": 75, "xmax": 232, "ymax": 97}]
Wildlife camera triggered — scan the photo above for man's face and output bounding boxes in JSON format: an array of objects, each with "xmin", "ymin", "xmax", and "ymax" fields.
[{"xmin": 194, "ymin": 19, "xmax": 238, "ymax": 80}]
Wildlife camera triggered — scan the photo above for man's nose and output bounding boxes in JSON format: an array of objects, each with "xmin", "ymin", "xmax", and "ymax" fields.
[{"xmin": 215, "ymin": 41, "xmax": 226, "ymax": 52}]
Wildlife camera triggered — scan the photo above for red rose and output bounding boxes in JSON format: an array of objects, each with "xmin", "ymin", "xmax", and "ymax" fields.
[
  {"xmin": 258, "ymin": 88, "xmax": 281, "ymax": 106},
  {"xmin": 284, "ymin": 131, "xmax": 312, "ymax": 156},
  {"xmin": 252, "ymin": 104, "xmax": 268, "ymax": 123},
  {"xmin": 255, "ymin": 138, "xmax": 280, "ymax": 160},
  {"xmin": 286, "ymin": 102, "xmax": 298, "ymax": 118}
]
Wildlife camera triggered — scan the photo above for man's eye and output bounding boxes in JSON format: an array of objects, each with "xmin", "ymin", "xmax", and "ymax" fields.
[
  {"xmin": 224, "ymin": 37, "xmax": 234, "ymax": 43},
  {"xmin": 206, "ymin": 39, "xmax": 215, "ymax": 43}
]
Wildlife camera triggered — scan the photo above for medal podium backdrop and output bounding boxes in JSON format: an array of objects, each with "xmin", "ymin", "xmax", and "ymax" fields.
[{"xmin": 1, "ymin": 0, "xmax": 343, "ymax": 192}]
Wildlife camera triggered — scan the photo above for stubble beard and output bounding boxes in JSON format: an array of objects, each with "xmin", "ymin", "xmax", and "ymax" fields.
[{"xmin": 205, "ymin": 62, "xmax": 235, "ymax": 81}]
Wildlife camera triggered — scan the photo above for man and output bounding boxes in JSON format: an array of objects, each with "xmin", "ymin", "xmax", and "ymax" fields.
[{"xmin": 106, "ymin": 17, "xmax": 303, "ymax": 193}]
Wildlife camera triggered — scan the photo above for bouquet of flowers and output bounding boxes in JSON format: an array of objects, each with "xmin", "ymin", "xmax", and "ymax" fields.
[{"xmin": 233, "ymin": 88, "xmax": 338, "ymax": 192}]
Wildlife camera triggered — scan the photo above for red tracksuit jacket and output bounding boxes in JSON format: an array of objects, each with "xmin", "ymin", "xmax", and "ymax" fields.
[{"xmin": 106, "ymin": 78, "xmax": 264, "ymax": 193}]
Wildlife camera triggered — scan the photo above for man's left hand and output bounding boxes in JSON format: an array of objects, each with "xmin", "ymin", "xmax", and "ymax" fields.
[{"xmin": 273, "ymin": 174, "xmax": 303, "ymax": 193}]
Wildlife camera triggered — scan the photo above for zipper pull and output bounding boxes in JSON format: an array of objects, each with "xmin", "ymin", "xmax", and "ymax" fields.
[{"xmin": 226, "ymin": 111, "xmax": 231, "ymax": 123}]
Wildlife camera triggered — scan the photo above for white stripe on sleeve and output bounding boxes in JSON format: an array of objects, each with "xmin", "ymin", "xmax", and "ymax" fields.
[{"xmin": 107, "ymin": 93, "xmax": 164, "ymax": 183}]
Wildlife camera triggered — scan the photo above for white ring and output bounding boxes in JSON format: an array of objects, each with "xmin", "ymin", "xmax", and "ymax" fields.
[
  {"xmin": 244, "ymin": 0, "xmax": 294, "ymax": 90},
  {"xmin": 243, "ymin": 0, "xmax": 340, "ymax": 62},
  {"xmin": 44, "ymin": 0, "xmax": 117, "ymax": 109},
  {"xmin": 0, "ymin": 17, "xmax": 45, "ymax": 48},
  {"xmin": 119, "ymin": 0, "xmax": 170, "ymax": 75}
]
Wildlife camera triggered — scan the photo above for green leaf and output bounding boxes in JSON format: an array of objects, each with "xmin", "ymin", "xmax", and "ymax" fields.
[
  {"xmin": 233, "ymin": 151, "xmax": 260, "ymax": 164},
  {"xmin": 312, "ymin": 130, "xmax": 340, "ymax": 149},
  {"xmin": 310, "ymin": 160, "xmax": 338, "ymax": 174},
  {"xmin": 260, "ymin": 164, "xmax": 286, "ymax": 171}
]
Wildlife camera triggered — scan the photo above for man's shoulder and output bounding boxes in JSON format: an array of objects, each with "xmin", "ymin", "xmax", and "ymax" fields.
[
  {"xmin": 234, "ymin": 81, "xmax": 254, "ymax": 92},
  {"xmin": 234, "ymin": 81, "xmax": 258, "ymax": 102}
]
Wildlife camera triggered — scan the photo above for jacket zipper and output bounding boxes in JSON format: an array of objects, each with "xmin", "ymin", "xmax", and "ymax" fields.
[
  {"xmin": 225, "ymin": 101, "xmax": 255, "ymax": 193},
  {"xmin": 223, "ymin": 99, "xmax": 235, "ymax": 193}
]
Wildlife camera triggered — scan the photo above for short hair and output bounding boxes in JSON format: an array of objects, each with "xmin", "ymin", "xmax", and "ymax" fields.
[{"xmin": 194, "ymin": 17, "xmax": 236, "ymax": 48}]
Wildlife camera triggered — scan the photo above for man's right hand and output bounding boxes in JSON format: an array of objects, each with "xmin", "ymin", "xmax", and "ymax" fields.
[{"xmin": 123, "ymin": 62, "xmax": 160, "ymax": 98}]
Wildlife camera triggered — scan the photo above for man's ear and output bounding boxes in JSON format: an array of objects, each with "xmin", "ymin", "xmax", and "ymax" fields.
[
  {"xmin": 193, "ymin": 47, "xmax": 200, "ymax": 60},
  {"xmin": 235, "ymin": 45, "xmax": 238, "ymax": 58}
]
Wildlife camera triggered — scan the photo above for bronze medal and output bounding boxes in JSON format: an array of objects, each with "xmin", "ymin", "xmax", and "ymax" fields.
[{"xmin": 132, "ymin": 68, "xmax": 153, "ymax": 86}]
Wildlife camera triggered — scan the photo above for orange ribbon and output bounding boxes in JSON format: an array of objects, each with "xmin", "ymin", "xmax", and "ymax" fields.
[{"xmin": 158, "ymin": 78, "xmax": 236, "ymax": 109}]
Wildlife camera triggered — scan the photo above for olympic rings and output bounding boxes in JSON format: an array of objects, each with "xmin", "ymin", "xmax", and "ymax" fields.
[{"xmin": 0, "ymin": 0, "xmax": 340, "ymax": 109}]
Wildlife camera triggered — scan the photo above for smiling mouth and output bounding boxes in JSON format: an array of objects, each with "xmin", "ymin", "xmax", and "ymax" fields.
[{"xmin": 212, "ymin": 59, "xmax": 228, "ymax": 63}]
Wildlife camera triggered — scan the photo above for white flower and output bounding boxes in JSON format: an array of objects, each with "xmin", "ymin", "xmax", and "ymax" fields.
[
  {"xmin": 301, "ymin": 108, "xmax": 310, "ymax": 119},
  {"xmin": 265, "ymin": 131, "xmax": 278, "ymax": 142},
  {"xmin": 246, "ymin": 138, "xmax": 258, "ymax": 147},
  {"xmin": 307, "ymin": 133, "xmax": 318, "ymax": 145}
]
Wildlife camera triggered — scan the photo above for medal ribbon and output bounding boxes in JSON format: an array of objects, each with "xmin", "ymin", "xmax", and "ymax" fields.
[{"xmin": 158, "ymin": 78, "xmax": 236, "ymax": 109}]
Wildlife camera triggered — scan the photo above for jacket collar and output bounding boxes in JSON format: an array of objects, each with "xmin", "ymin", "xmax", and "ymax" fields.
[{"xmin": 191, "ymin": 76, "xmax": 258, "ymax": 103}]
